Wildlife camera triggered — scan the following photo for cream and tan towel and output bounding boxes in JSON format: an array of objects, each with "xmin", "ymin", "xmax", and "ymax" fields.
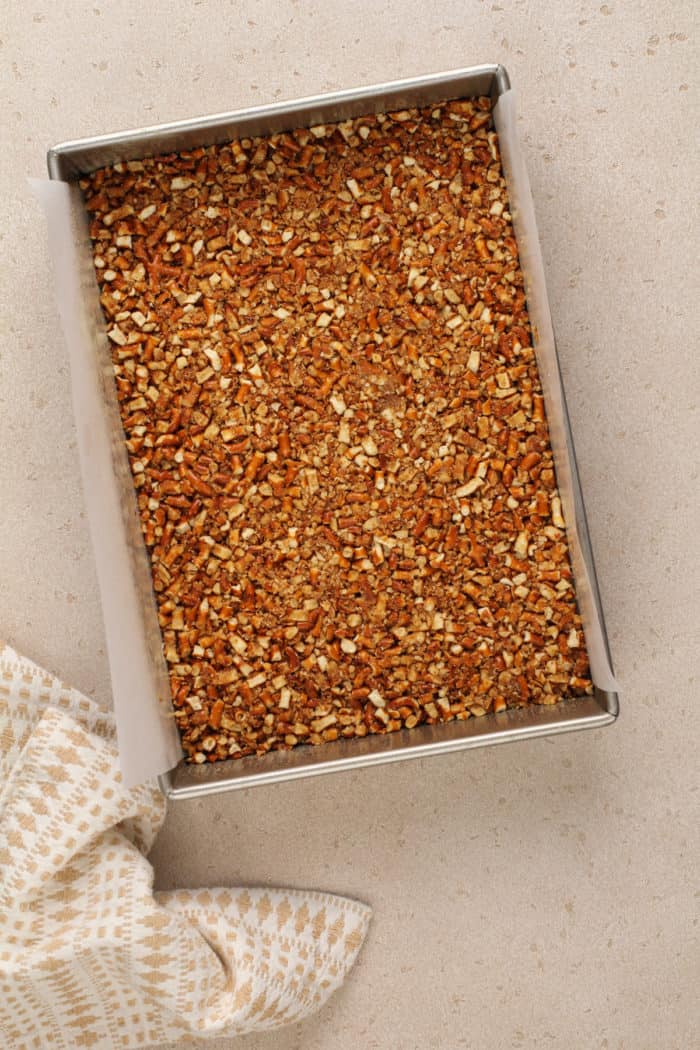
[{"xmin": 0, "ymin": 642, "xmax": 370, "ymax": 1049}]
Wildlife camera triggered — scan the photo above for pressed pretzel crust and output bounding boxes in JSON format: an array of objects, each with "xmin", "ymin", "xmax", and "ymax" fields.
[{"xmin": 82, "ymin": 97, "xmax": 592, "ymax": 764}]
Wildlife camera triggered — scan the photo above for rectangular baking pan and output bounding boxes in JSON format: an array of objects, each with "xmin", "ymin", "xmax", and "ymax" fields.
[{"xmin": 48, "ymin": 64, "xmax": 618, "ymax": 799}]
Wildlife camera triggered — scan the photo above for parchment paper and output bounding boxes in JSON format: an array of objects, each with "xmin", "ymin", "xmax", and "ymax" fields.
[
  {"xmin": 31, "ymin": 88, "xmax": 615, "ymax": 787},
  {"xmin": 31, "ymin": 179, "xmax": 182, "ymax": 787},
  {"xmin": 493, "ymin": 91, "xmax": 617, "ymax": 691}
]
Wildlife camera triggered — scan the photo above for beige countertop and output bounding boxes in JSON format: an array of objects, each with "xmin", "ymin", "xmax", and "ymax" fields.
[{"xmin": 1, "ymin": 2, "xmax": 698, "ymax": 1048}]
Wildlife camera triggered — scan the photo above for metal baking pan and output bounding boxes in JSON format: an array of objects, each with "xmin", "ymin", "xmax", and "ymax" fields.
[{"xmin": 47, "ymin": 64, "xmax": 618, "ymax": 799}]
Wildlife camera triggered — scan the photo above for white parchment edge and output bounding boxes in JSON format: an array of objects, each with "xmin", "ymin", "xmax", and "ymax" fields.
[
  {"xmin": 493, "ymin": 91, "xmax": 617, "ymax": 691},
  {"xmin": 30, "ymin": 178, "xmax": 182, "ymax": 787}
]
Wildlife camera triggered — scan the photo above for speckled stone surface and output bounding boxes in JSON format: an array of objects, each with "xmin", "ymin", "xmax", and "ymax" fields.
[{"xmin": 1, "ymin": 3, "xmax": 697, "ymax": 1048}]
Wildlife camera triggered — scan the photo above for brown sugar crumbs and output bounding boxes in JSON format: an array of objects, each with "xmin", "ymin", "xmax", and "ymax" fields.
[{"xmin": 82, "ymin": 96, "xmax": 593, "ymax": 764}]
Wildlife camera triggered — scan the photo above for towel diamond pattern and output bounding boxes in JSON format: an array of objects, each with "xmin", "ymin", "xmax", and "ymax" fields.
[{"xmin": 0, "ymin": 643, "xmax": 370, "ymax": 1049}]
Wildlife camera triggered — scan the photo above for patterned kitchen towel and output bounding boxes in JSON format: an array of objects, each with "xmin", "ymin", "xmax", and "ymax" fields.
[{"xmin": 0, "ymin": 642, "xmax": 371, "ymax": 1050}]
